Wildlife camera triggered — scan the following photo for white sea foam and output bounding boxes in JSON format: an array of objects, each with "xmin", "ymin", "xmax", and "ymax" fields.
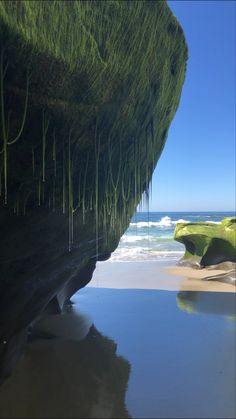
[
  {"xmin": 120, "ymin": 235, "xmax": 154, "ymax": 243},
  {"xmin": 130, "ymin": 216, "xmax": 188, "ymax": 228},
  {"xmin": 110, "ymin": 246, "xmax": 184, "ymax": 262}
]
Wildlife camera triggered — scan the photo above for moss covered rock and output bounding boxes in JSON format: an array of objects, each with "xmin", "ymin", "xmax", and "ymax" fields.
[
  {"xmin": 0, "ymin": 0, "xmax": 187, "ymax": 299},
  {"xmin": 0, "ymin": 0, "xmax": 187, "ymax": 226},
  {"xmin": 0, "ymin": 1, "xmax": 188, "ymax": 379},
  {"xmin": 174, "ymin": 217, "xmax": 236, "ymax": 267}
]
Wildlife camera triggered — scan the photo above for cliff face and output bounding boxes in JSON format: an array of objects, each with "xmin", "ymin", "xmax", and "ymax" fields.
[{"xmin": 0, "ymin": 1, "xmax": 187, "ymax": 378}]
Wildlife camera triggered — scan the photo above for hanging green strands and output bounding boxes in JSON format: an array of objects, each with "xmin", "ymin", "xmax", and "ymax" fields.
[
  {"xmin": 108, "ymin": 133, "xmax": 122, "ymax": 227},
  {"xmin": 94, "ymin": 119, "xmax": 100, "ymax": 260},
  {"xmin": 82, "ymin": 151, "xmax": 90, "ymax": 224},
  {"xmin": 42, "ymin": 110, "xmax": 49, "ymax": 183},
  {"xmin": 68, "ymin": 129, "xmax": 74, "ymax": 252},
  {"xmin": 52, "ymin": 129, "xmax": 57, "ymax": 178},
  {"xmin": 62, "ymin": 139, "xmax": 66, "ymax": 214},
  {"xmin": 0, "ymin": 49, "xmax": 29, "ymax": 204}
]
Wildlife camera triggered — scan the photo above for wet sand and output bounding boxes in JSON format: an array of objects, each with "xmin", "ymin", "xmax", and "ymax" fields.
[{"xmin": 88, "ymin": 260, "xmax": 236, "ymax": 293}]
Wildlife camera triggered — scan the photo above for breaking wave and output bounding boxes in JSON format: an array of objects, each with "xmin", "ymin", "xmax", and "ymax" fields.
[
  {"xmin": 130, "ymin": 216, "xmax": 188, "ymax": 228},
  {"xmin": 110, "ymin": 247, "xmax": 184, "ymax": 262},
  {"xmin": 120, "ymin": 235, "xmax": 155, "ymax": 243}
]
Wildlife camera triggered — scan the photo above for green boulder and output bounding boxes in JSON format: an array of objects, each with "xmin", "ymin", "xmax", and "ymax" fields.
[{"xmin": 174, "ymin": 217, "xmax": 236, "ymax": 267}]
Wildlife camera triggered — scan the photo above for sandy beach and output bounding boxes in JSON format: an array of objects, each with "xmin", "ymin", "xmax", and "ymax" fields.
[{"xmin": 87, "ymin": 260, "xmax": 236, "ymax": 293}]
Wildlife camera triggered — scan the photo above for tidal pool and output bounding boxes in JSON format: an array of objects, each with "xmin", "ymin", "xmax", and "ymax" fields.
[{"xmin": 73, "ymin": 288, "xmax": 236, "ymax": 419}]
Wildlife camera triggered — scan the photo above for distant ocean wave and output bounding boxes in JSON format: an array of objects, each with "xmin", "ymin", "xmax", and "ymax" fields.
[
  {"xmin": 130, "ymin": 216, "xmax": 188, "ymax": 228},
  {"xmin": 120, "ymin": 235, "xmax": 155, "ymax": 243},
  {"xmin": 121, "ymin": 234, "xmax": 173, "ymax": 244},
  {"xmin": 110, "ymin": 247, "xmax": 184, "ymax": 262}
]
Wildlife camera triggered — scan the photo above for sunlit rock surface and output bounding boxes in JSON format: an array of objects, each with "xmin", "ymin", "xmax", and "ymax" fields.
[{"xmin": 174, "ymin": 217, "xmax": 236, "ymax": 268}]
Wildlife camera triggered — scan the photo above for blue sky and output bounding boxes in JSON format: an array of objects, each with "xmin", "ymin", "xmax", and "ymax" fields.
[{"xmin": 149, "ymin": 0, "xmax": 235, "ymax": 212}]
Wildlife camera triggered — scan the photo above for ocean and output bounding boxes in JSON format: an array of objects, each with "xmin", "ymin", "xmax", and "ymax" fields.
[{"xmin": 110, "ymin": 211, "xmax": 235, "ymax": 262}]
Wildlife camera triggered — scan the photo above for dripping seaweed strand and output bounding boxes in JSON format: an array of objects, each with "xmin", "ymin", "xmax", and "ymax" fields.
[
  {"xmin": 42, "ymin": 110, "xmax": 49, "ymax": 183},
  {"xmin": 7, "ymin": 71, "xmax": 29, "ymax": 145},
  {"xmin": 82, "ymin": 151, "xmax": 90, "ymax": 224},
  {"xmin": 0, "ymin": 49, "xmax": 29, "ymax": 204},
  {"xmin": 94, "ymin": 119, "xmax": 100, "ymax": 260},
  {"xmin": 52, "ymin": 129, "xmax": 56, "ymax": 177},
  {"xmin": 68, "ymin": 129, "xmax": 73, "ymax": 251}
]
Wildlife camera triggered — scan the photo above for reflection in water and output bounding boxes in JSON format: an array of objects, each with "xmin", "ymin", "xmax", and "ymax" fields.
[
  {"xmin": 72, "ymin": 288, "xmax": 236, "ymax": 419},
  {"xmin": 0, "ymin": 287, "xmax": 235, "ymax": 419},
  {"xmin": 0, "ymin": 308, "xmax": 130, "ymax": 419},
  {"xmin": 177, "ymin": 291, "xmax": 236, "ymax": 317}
]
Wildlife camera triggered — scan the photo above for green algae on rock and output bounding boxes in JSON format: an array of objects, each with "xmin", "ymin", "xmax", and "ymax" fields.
[
  {"xmin": 174, "ymin": 217, "xmax": 236, "ymax": 267},
  {"xmin": 0, "ymin": 1, "xmax": 187, "ymax": 249},
  {"xmin": 0, "ymin": 0, "xmax": 187, "ymax": 291}
]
